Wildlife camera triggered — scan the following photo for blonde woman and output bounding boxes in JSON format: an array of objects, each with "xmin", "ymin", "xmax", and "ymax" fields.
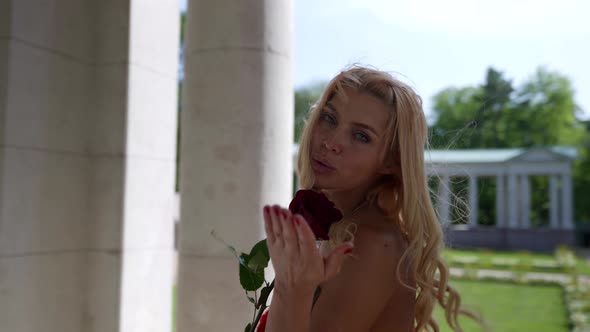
[{"xmin": 262, "ymin": 65, "xmax": 481, "ymax": 332}]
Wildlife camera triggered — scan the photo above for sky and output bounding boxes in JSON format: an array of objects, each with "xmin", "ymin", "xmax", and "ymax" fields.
[{"xmin": 181, "ymin": 0, "xmax": 590, "ymax": 120}]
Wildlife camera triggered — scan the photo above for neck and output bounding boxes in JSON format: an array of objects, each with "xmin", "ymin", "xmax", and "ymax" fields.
[{"xmin": 320, "ymin": 187, "xmax": 369, "ymax": 218}]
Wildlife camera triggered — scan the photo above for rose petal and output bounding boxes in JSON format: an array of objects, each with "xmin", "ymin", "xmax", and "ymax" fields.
[{"xmin": 288, "ymin": 190, "xmax": 343, "ymax": 240}]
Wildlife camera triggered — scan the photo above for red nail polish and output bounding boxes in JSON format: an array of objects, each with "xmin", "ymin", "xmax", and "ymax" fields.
[
  {"xmin": 263, "ymin": 206, "xmax": 269, "ymax": 214},
  {"xmin": 294, "ymin": 217, "xmax": 300, "ymax": 226},
  {"xmin": 344, "ymin": 248, "xmax": 353, "ymax": 254}
]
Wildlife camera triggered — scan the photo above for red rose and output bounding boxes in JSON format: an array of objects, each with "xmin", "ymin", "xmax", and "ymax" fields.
[
  {"xmin": 288, "ymin": 190, "xmax": 343, "ymax": 240},
  {"xmin": 256, "ymin": 308, "xmax": 269, "ymax": 332}
]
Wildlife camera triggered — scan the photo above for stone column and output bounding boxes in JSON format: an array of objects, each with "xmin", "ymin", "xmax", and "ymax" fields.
[
  {"xmin": 495, "ymin": 174, "xmax": 505, "ymax": 227},
  {"xmin": 561, "ymin": 172, "xmax": 574, "ymax": 229},
  {"xmin": 0, "ymin": 2, "xmax": 179, "ymax": 332},
  {"xmin": 177, "ymin": 1, "xmax": 293, "ymax": 331},
  {"xmin": 519, "ymin": 175, "xmax": 531, "ymax": 228},
  {"xmin": 468, "ymin": 175, "xmax": 478, "ymax": 227},
  {"xmin": 0, "ymin": 3, "xmax": 91, "ymax": 325},
  {"xmin": 437, "ymin": 174, "xmax": 451, "ymax": 225},
  {"xmin": 507, "ymin": 172, "xmax": 519, "ymax": 228},
  {"xmin": 550, "ymin": 174, "xmax": 559, "ymax": 229}
]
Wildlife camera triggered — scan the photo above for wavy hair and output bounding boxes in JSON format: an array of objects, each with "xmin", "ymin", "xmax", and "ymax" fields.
[{"xmin": 296, "ymin": 65, "xmax": 485, "ymax": 332}]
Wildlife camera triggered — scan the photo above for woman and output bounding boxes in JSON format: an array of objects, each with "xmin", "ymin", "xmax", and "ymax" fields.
[{"xmin": 262, "ymin": 65, "xmax": 480, "ymax": 331}]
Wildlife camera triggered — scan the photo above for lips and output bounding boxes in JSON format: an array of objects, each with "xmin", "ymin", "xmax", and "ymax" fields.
[
  {"xmin": 311, "ymin": 158, "xmax": 335, "ymax": 174},
  {"xmin": 314, "ymin": 159, "xmax": 335, "ymax": 169}
]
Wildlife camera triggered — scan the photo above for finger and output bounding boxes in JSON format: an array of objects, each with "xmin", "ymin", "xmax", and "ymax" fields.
[
  {"xmin": 270, "ymin": 205, "xmax": 284, "ymax": 247},
  {"xmin": 280, "ymin": 208, "xmax": 300, "ymax": 255},
  {"xmin": 324, "ymin": 244, "xmax": 354, "ymax": 281},
  {"xmin": 263, "ymin": 206, "xmax": 275, "ymax": 244},
  {"xmin": 293, "ymin": 214, "xmax": 317, "ymax": 256}
]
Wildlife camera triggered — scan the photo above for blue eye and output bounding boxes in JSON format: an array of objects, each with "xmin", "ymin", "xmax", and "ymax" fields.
[
  {"xmin": 320, "ymin": 112, "xmax": 336, "ymax": 125},
  {"xmin": 354, "ymin": 132, "xmax": 370, "ymax": 143}
]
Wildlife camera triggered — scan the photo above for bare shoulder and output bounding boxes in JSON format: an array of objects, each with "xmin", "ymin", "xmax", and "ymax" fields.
[
  {"xmin": 351, "ymin": 209, "xmax": 409, "ymax": 262},
  {"xmin": 310, "ymin": 209, "xmax": 415, "ymax": 331},
  {"xmin": 347, "ymin": 208, "xmax": 414, "ymax": 288}
]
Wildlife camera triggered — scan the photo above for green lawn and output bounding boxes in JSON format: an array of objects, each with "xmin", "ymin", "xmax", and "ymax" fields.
[
  {"xmin": 443, "ymin": 248, "xmax": 590, "ymax": 275},
  {"xmin": 433, "ymin": 279, "xmax": 570, "ymax": 332}
]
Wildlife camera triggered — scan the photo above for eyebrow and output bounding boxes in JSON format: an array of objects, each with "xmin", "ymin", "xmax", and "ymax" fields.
[{"xmin": 325, "ymin": 103, "xmax": 380, "ymax": 137}]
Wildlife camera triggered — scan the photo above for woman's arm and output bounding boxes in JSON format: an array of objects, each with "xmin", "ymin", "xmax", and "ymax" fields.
[
  {"xmin": 262, "ymin": 205, "xmax": 353, "ymax": 332},
  {"xmin": 265, "ymin": 284, "xmax": 314, "ymax": 332}
]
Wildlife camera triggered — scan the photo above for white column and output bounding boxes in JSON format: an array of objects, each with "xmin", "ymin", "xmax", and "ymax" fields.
[
  {"xmin": 495, "ymin": 174, "xmax": 505, "ymax": 227},
  {"xmin": 561, "ymin": 172, "xmax": 574, "ymax": 229},
  {"xmin": 550, "ymin": 174, "xmax": 559, "ymax": 229},
  {"xmin": 469, "ymin": 175, "xmax": 478, "ymax": 227},
  {"xmin": 507, "ymin": 172, "xmax": 519, "ymax": 228},
  {"xmin": 437, "ymin": 175, "xmax": 451, "ymax": 225},
  {"xmin": 519, "ymin": 175, "xmax": 531, "ymax": 228},
  {"xmin": 177, "ymin": 1, "xmax": 294, "ymax": 331},
  {"xmin": 0, "ymin": 2, "xmax": 180, "ymax": 332}
]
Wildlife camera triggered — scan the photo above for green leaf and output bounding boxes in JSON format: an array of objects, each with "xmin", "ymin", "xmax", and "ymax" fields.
[
  {"xmin": 248, "ymin": 250, "xmax": 267, "ymax": 273},
  {"xmin": 248, "ymin": 239, "xmax": 270, "ymax": 271},
  {"xmin": 239, "ymin": 253, "xmax": 265, "ymax": 291}
]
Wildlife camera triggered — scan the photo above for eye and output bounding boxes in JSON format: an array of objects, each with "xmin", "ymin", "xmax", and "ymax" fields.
[
  {"xmin": 320, "ymin": 112, "xmax": 337, "ymax": 125},
  {"xmin": 354, "ymin": 132, "xmax": 371, "ymax": 143}
]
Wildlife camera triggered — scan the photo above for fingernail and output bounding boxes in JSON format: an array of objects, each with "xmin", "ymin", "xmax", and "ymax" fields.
[
  {"xmin": 263, "ymin": 206, "xmax": 269, "ymax": 214},
  {"xmin": 344, "ymin": 248, "xmax": 353, "ymax": 254},
  {"xmin": 294, "ymin": 217, "xmax": 300, "ymax": 226}
]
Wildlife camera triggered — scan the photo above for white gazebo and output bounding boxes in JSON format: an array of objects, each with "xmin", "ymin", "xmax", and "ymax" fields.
[
  {"xmin": 426, "ymin": 146, "xmax": 576, "ymax": 230},
  {"xmin": 293, "ymin": 145, "xmax": 576, "ymax": 230}
]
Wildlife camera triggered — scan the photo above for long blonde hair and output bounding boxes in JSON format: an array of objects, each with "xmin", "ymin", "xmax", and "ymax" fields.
[{"xmin": 296, "ymin": 65, "xmax": 483, "ymax": 332}]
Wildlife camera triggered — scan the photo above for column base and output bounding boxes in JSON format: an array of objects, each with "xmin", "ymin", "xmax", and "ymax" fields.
[{"xmin": 444, "ymin": 226, "xmax": 576, "ymax": 252}]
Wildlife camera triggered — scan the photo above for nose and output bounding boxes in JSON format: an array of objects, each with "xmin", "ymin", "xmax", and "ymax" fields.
[{"xmin": 322, "ymin": 131, "xmax": 344, "ymax": 154}]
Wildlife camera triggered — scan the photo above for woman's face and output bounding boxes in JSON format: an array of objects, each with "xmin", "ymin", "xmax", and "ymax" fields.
[{"xmin": 310, "ymin": 88, "xmax": 392, "ymax": 191}]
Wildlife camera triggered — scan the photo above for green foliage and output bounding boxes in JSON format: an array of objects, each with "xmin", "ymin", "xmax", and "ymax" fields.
[
  {"xmin": 239, "ymin": 240, "xmax": 270, "ymax": 291},
  {"xmin": 430, "ymin": 66, "xmax": 588, "ymax": 224},
  {"xmin": 180, "ymin": 13, "xmax": 186, "ymax": 43},
  {"xmin": 574, "ymin": 124, "xmax": 590, "ymax": 222}
]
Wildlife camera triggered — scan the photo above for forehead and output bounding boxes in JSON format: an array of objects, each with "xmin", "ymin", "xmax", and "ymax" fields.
[{"xmin": 327, "ymin": 88, "xmax": 391, "ymax": 134}]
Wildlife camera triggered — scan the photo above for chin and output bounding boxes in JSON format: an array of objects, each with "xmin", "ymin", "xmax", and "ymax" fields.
[{"xmin": 313, "ymin": 178, "xmax": 342, "ymax": 191}]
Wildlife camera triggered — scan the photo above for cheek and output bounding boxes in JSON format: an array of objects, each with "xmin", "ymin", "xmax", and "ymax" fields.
[
  {"xmin": 310, "ymin": 127, "xmax": 326, "ymax": 148},
  {"xmin": 344, "ymin": 152, "xmax": 381, "ymax": 175}
]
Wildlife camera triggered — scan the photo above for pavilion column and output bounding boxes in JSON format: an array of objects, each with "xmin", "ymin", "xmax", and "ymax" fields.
[
  {"xmin": 507, "ymin": 172, "xmax": 519, "ymax": 228},
  {"xmin": 519, "ymin": 175, "xmax": 531, "ymax": 228},
  {"xmin": 561, "ymin": 171, "xmax": 574, "ymax": 229},
  {"xmin": 550, "ymin": 174, "xmax": 560, "ymax": 229},
  {"xmin": 177, "ymin": 1, "xmax": 294, "ymax": 331},
  {"xmin": 495, "ymin": 174, "xmax": 505, "ymax": 227},
  {"xmin": 1, "ymin": 2, "xmax": 179, "ymax": 332},
  {"xmin": 437, "ymin": 174, "xmax": 451, "ymax": 225},
  {"xmin": 468, "ymin": 175, "xmax": 478, "ymax": 227}
]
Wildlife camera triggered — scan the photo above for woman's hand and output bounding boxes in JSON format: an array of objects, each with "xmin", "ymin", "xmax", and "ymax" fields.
[{"xmin": 263, "ymin": 205, "xmax": 353, "ymax": 295}]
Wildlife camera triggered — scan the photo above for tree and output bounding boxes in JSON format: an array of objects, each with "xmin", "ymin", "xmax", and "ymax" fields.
[
  {"xmin": 429, "ymin": 66, "xmax": 588, "ymax": 225},
  {"xmin": 574, "ymin": 120, "xmax": 590, "ymax": 222}
]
